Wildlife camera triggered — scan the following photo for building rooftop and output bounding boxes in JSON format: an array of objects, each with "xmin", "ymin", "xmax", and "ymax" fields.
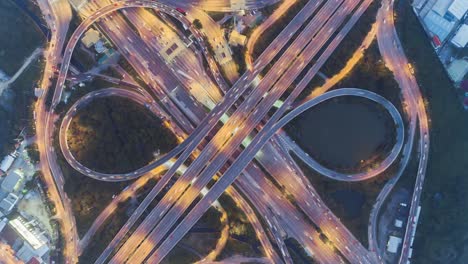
[
  {"xmin": 229, "ymin": 30, "xmax": 247, "ymax": 46},
  {"xmin": 9, "ymin": 216, "xmax": 48, "ymax": 251},
  {"xmin": 0, "ymin": 193, "xmax": 19, "ymax": 213},
  {"xmin": 394, "ymin": 219, "xmax": 404, "ymax": 228},
  {"xmin": 423, "ymin": 11, "xmax": 456, "ymax": 41},
  {"xmin": 69, "ymin": 0, "xmax": 87, "ymax": 10},
  {"xmin": 81, "ymin": 28, "xmax": 100, "ymax": 48},
  {"xmin": 448, "ymin": 59, "xmax": 468, "ymax": 82},
  {"xmin": 1, "ymin": 171, "xmax": 22, "ymax": 193},
  {"xmin": 0, "ymin": 218, "xmax": 7, "ymax": 233},
  {"xmin": 387, "ymin": 235, "xmax": 402, "ymax": 253},
  {"xmin": 433, "ymin": 0, "xmax": 454, "ymax": 16},
  {"xmin": 0, "ymin": 155, "xmax": 15, "ymax": 173},
  {"xmin": 451, "ymin": 24, "xmax": 468, "ymax": 47},
  {"xmin": 448, "ymin": 0, "xmax": 468, "ymax": 19}
]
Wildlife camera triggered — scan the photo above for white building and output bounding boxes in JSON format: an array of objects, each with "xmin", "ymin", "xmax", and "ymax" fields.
[
  {"xmin": 1, "ymin": 171, "xmax": 23, "ymax": 193},
  {"xmin": 0, "ymin": 193, "xmax": 19, "ymax": 213},
  {"xmin": 448, "ymin": 0, "xmax": 468, "ymax": 19},
  {"xmin": 9, "ymin": 216, "xmax": 49, "ymax": 262},
  {"xmin": 387, "ymin": 235, "xmax": 403, "ymax": 253},
  {"xmin": 394, "ymin": 219, "xmax": 404, "ymax": 228},
  {"xmin": 0, "ymin": 155, "xmax": 15, "ymax": 173},
  {"xmin": 447, "ymin": 59, "xmax": 468, "ymax": 82},
  {"xmin": 423, "ymin": 10, "xmax": 456, "ymax": 41},
  {"xmin": 451, "ymin": 24, "xmax": 468, "ymax": 47}
]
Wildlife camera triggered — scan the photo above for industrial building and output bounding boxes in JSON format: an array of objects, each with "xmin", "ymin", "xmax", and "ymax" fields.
[
  {"xmin": 0, "ymin": 193, "xmax": 19, "ymax": 213},
  {"xmin": 0, "ymin": 154, "xmax": 15, "ymax": 174},
  {"xmin": 447, "ymin": 59, "xmax": 468, "ymax": 82},
  {"xmin": 387, "ymin": 235, "xmax": 403, "ymax": 253},
  {"xmin": 8, "ymin": 216, "xmax": 50, "ymax": 263},
  {"xmin": 1, "ymin": 171, "xmax": 23, "ymax": 193},
  {"xmin": 81, "ymin": 28, "xmax": 101, "ymax": 48},
  {"xmin": 413, "ymin": 0, "xmax": 468, "ymax": 44}
]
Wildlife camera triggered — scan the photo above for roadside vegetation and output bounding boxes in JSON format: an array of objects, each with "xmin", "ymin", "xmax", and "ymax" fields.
[
  {"xmin": 0, "ymin": 0, "xmax": 44, "ymax": 75},
  {"xmin": 0, "ymin": 0, "xmax": 45, "ymax": 157},
  {"xmin": 252, "ymin": 0, "xmax": 309, "ymax": 60},
  {"xmin": 231, "ymin": 45, "xmax": 247, "ymax": 76},
  {"xmin": 320, "ymin": 1, "xmax": 379, "ymax": 76},
  {"xmin": 0, "ymin": 58, "xmax": 44, "ymax": 156},
  {"xmin": 286, "ymin": 96, "xmax": 396, "ymax": 173},
  {"xmin": 395, "ymin": 1, "xmax": 468, "ymax": 263},
  {"xmin": 288, "ymin": 41, "xmax": 404, "ymax": 247},
  {"xmin": 285, "ymin": 238, "xmax": 317, "ymax": 263},
  {"xmin": 217, "ymin": 194, "xmax": 264, "ymax": 260},
  {"xmin": 79, "ymin": 181, "xmax": 224, "ymax": 263},
  {"xmin": 67, "ymin": 96, "xmax": 177, "ymax": 174}
]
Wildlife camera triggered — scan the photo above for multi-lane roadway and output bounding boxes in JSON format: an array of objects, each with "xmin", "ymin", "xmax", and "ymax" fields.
[{"xmin": 34, "ymin": 0, "xmax": 431, "ymax": 263}]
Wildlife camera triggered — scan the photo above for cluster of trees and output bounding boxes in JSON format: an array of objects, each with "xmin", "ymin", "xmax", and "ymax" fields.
[
  {"xmin": 71, "ymin": 46, "xmax": 96, "ymax": 71},
  {"xmin": 395, "ymin": 1, "xmax": 468, "ymax": 262},
  {"xmin": 68, "ymin": 96, "xmax": 178, "ymax": 174},
  {"xmin": 252, "ymin": 0, "xmax": 309, "ymax": 60},
  {"xmin": 78, "ymin": 199, "xmax": 132, "ymax": 263},
  {"xmin": 193, "ymin": 19, "xmax": 203, "ymax": 30},
  {"xmin": 285, "ymin": 238, "xmax": 317, "ymax": 264},
  {"xmin": 216, "ymin": 195, "xmax": 262, "ymax": 259},
  {"xmin": 335, "ymin": 43, "xmax": 403, "ymax": 113},
  {"xmin": 320, "ymin": 1, "xmax": 379, "ymax": 76},
  {"xmin": 0, "ymin": 58, "xmax": 44, "ymax": 158},
  {"xmin": 230, "ymin": 45, "xmax": 247, "ymax": 76},
  {"xmin": 26, "ymin": 143, "xmax": 40, "ymax": 164}
]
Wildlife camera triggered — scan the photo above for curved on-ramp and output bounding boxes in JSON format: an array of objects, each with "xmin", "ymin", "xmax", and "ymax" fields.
[
  {"xmin": 59, "ymin": 88, "xmax": 188, "ymax": 181},
  {"xmin": 60, "ymin": 88, "xmax": 403, "ymax": 183},
  {"xmin": 275, "ymin": 88, "xmax": 404, "ymax": 181}
]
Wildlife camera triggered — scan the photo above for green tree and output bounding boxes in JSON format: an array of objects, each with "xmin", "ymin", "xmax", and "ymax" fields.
[{"xmin": 193, "ymin": 19, "xmax": 203, "ymax": 30}]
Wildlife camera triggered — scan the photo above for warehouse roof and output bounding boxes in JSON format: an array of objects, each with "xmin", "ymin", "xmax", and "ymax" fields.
[
  {"xmin": 452, "ymin": 24, "xmax": 468, "ymax": 47},
  {"xmin": 423, "ymin": 11, "xmax": 456, "ymax": 40},
  {"xmin": 433, "ymin": 0, "xmax": 454, "ymax": 16},
  {"xmin": 0, "ymin": 155, "xmax": 14, "ymax": 173},
  {"xmin": 1, "ymin": 171, "xmax": 22, "ymax": 193},
  {"xmin": 387, "ymin": 236, "xmax": 402, "ymax": 253},
  {"xmin": 448, "ymin": 59, "xmax": 468, "ymax": 82},
  {"xmin": 448, "ymin": 0, "xmax": 468, "ymax": 19}
]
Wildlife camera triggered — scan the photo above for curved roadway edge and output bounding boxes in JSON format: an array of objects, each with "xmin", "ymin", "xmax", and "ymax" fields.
[
  {"xmin": 368, "ymin": 0, "xmax": 430, "ymax": 262},
  {"xmin": 59, "ymin": 88, "xmax": 187, "ymax": 181},
  {"xmin": 34, "ymin": 0, "xmax": 81, "ymax": 262},
  {"xmin": 185, "ymin": 0, "xmax": 281, "ymax": 12},
  {"xmin": 277, "ymin": 88, "xmax": 404, "ymax": 181},
  {"xmin": 53, "ymin": 0, "xmax": 230, "ymax": 108},
  {"xmin": 53, "ymin": 0, "xmax": 237, "ymax": 181},
  {"xmin": 245, "ymin": 0, "xmax": 299, "ymax": 69}
]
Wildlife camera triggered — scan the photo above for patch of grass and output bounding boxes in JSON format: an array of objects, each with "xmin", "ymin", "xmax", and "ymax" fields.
[
  {"xmin": 395, "ymin": 1, "xmax": 468, "ymax": 263},
  {"xmin": 0, "ymin": 0, "xmax": 44, "ymax": 75}
]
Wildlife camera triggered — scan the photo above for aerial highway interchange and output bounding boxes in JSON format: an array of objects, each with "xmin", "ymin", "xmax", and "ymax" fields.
[{"xmin": 32, "ymin": 0, "xmax": 430, "ymax": 263}]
